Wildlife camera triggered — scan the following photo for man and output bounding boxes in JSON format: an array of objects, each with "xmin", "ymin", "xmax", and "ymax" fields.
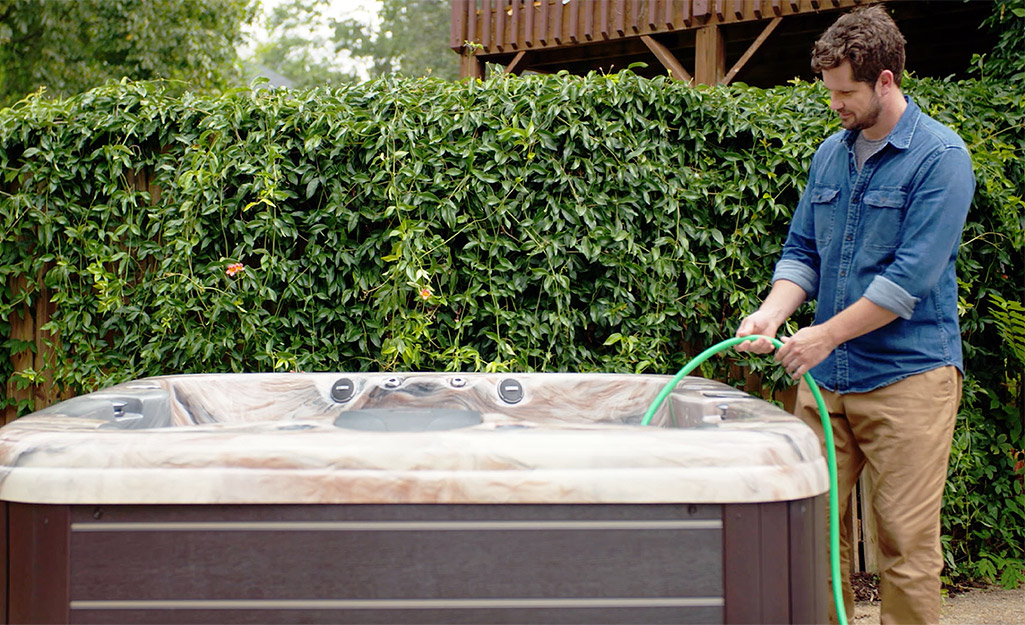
[{"xmin": 735, "ymin": 5, "xmax": 974, "ymax": 624}]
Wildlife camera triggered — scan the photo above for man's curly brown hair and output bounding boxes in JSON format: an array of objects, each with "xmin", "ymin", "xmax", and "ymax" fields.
[{"xmin": 811, "ymin": 5, "xmax": 906, "ymax": 87}]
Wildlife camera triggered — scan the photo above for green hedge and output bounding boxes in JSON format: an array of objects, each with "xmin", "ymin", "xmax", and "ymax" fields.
[{"xmin": 1, "ymin": 72, "xmax": 1022, "ymax": 583}]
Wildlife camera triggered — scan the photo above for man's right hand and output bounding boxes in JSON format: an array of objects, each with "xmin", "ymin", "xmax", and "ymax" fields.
[
  {"xmin": 735, "ymin": 310, "xmax": 782, "ymax": 354},
  {"xmin": 735, "ymin": 279, "xmax": 808, "ymax": 354}
]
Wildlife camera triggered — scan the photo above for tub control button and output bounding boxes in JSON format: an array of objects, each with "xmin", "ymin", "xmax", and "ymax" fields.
[
  {"xmin": 330, "ymin": 378, "xmax": 356, "ymax": 403},
  {"xmin": 498, "ymin": 378, "xmax": 523, "ymax": 404}
]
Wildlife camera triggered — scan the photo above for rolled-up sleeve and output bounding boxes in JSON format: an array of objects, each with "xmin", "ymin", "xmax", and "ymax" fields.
[
  {"xmin": 773, "ymin": 259, "xmax": 819, "ymax": 300},
  {"xmin": 864, "ymin": 275, "xmax": 918, "ymax": 319}
]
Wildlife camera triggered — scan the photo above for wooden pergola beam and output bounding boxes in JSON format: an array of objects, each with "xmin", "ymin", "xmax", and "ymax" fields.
[
  {"xmin": 721, "ymin": 16, "xmax": 783, "ymax": 85},
  {"xmin": 640, "ymin": 35, "xmax": 693, "ymax": 83},
  {"xmin": 505, "ymin": 50, "xmax": 530, "ymax": 75}
]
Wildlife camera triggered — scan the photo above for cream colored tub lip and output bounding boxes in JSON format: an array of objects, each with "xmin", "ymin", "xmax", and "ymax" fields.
[{"xmin": 0, "ymin": 372, "xmax": 829, "ymax": 505}]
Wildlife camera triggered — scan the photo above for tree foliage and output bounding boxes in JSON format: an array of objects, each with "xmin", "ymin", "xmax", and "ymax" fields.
[
  {"xmin": 0, "ymin": 0, "xmax": 257, "ymax": 107},
  {"xmin": 249, "ymin": 0, "xmax": 360, "ymax": 88},
  {"xmin": 973, "ymin": 0, "xmax": 1025, "ymax": 82},
  {"xmin": 334, "ymin": 0, "xmax": 457, "ymax": 80},
  {"xmin": 252, "ymin": 0, "xmax": 457, "ymax": 85}
]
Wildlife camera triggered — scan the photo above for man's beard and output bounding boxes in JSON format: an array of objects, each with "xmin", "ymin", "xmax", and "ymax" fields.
[{"xmin": 841, "ymin": 94, "xmax": 882, "ymax": 131}]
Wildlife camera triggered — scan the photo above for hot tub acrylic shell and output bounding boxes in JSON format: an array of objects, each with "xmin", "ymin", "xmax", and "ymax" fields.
[{"xmin": 0, "ymin": 372, "xmax": 830, "ymax": 624}]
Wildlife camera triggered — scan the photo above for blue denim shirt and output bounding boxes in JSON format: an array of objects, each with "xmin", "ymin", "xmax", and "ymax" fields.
[{"xmin": 773, "ymin": 96, "xmax": 975, "ymax": 393}]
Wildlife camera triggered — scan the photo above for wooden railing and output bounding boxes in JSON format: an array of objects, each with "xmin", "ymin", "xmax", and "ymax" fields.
[{"xmin": 450, "ymin": 0, "xmax": 863, "ymax": 55}]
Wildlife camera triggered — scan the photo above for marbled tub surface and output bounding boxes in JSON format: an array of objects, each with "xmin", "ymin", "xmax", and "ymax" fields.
[{"xmin": 0, "ymin": 372, "xmax": 828, "ymax": 505}]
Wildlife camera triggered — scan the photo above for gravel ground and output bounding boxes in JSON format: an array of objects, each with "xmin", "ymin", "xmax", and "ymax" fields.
[{"xmin": 853, "ymin": 584, "xmax": 1025, "ymax": 624}]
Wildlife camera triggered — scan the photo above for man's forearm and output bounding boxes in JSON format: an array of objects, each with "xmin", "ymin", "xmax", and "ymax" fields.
[
  {"xmin": 758, "ymin": 280, "xmax": 809, "ymax": 327},
  {"xmin": 822, "ymin": 296, "xmax": 899, "ymax": 345},
  {"xmin": 775, "ymin": 296, "xmax": 900, "ymax": 379},
  {"xmin": 736, "ymin": 280, "xmax": 809, "ymax": 353}
]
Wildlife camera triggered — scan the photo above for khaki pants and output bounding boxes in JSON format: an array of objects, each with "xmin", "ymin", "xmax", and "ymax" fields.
[{"xmin": 794, "ymin": 366, "xmax": 962, "ymax": 625}]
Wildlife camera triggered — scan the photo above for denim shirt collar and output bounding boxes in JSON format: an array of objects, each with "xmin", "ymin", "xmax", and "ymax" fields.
[{"xmin": 842, "ymin": 95, "xmax": 920, "ymax": 152}]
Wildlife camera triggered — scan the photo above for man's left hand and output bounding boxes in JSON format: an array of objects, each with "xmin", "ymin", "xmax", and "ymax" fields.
[{"xmin": 775, "ymin": 325, "xmax": 838, "ymax": 379}]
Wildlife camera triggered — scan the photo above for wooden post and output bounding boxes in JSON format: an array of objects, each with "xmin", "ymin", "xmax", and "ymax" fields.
[
  {"xmin": 460, "ymin": 52, "xmax": 487, "ymax": 80},
  {"xmin": 695, "ymin": 24, "xmax": 725, "ymax": 85},
  {"xmin": 854, "ymin": 473, "xmax": 879, "ymax": 573}
]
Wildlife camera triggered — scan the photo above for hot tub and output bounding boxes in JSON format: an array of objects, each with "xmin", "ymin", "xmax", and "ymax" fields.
[{"xmin": 0, "ymin": 372, "xmax": 828, "ymax": 624}]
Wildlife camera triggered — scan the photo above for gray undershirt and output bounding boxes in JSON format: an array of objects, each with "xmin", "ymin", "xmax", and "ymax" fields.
[{"xmin": 854, "ymin": 132, "xmax": 888, "ymax": 172}]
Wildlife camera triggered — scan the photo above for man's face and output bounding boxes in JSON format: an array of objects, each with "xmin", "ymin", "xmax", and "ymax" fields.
[{"xmin": 821, "ymin": 62, "xmax": 881, "ymax": 132}]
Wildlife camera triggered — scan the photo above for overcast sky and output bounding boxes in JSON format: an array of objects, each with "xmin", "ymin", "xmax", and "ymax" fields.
[{"xmin": 240, "ymin": 0, "xmax": 383, "ymax": 77}]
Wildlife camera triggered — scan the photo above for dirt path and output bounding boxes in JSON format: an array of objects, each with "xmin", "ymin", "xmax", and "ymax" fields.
[{"xmin": 854, "ymin": 585, "xmax": 1025, "ymax": 624}]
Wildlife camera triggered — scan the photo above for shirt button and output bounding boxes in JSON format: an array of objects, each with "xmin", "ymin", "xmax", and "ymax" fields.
[
  {"xmin": 846, "ymin": 235, "xmax": 853, "ymax": 241},
  {"xmin": 840, "ymin": 270, "xmax": 847, "ymax": 277}
]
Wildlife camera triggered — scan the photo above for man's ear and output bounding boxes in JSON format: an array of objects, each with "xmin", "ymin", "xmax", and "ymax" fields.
[{"xmin": 876, "ymin": 69, "xmax": 896, "ymax": 95}]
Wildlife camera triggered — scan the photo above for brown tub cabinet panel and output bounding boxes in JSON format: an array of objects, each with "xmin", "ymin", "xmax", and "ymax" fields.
[
  {"xmin": 1, "ymin": 502, "xmax": 6, "ymax": 625},
  {"xmin": 67, "ymin": 503, "xmax": 722, "ymax": 624},
  {"xmin": 788, "ymin": 495, "xmax": 829, "ymax": 623},
  {"xmin": 4, "ymin": 499, "xmax": 826, "ymax": 624},
  {"xmin": 8, "ymin": 504, "xmax": 70, "ymax": 625},
  {"xmin": 722, "ymin": 498, "xmax": 827, "ymax": 624}
]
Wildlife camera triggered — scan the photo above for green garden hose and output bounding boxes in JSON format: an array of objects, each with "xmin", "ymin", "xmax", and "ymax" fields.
[{"xmin": 640, "ymin": 334, "xmax": 847, "ymax": 625}]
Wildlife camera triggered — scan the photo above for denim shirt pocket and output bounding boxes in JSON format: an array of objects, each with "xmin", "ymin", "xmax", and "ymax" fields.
[
  {"xmin": 862, "ymin": 187, "xmax": 907, "ymax": 250},
  {"xmin": 810, "ymin": 185, "xmax": 840, "ymax": 247}
]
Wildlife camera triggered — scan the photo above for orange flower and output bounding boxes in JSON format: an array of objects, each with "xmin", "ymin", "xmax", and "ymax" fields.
[
  {"xmin": 419, "ymin": 287, "xmax": 432, "ymax": 300},
  {"xmin": 226, "ymin": 263, "xmax": 245, "ymax": 277}
]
